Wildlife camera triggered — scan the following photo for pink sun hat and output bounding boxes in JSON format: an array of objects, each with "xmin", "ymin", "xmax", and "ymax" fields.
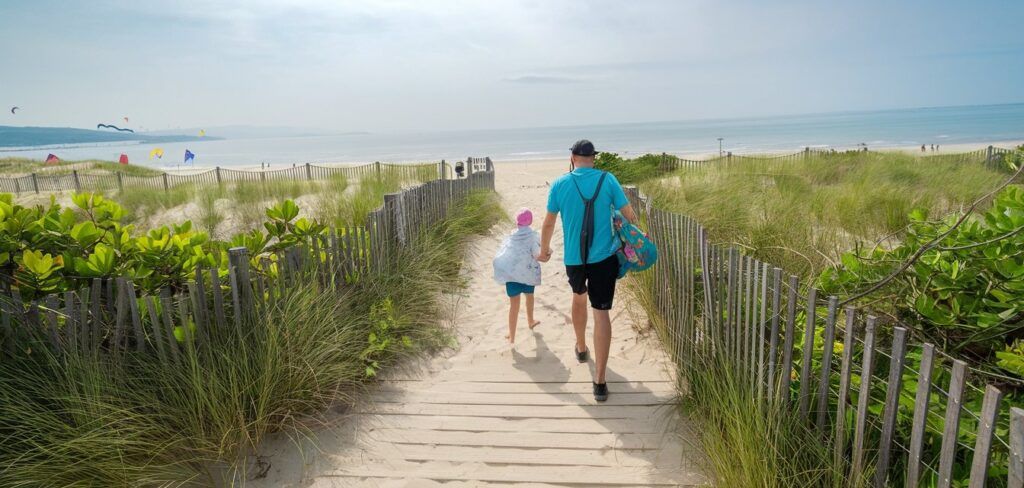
[{"xmin": 515, "ymin": 208, "xmax": 533, "ymax": 227}]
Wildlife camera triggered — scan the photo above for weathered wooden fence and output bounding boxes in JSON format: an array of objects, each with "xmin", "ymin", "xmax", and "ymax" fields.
[
  {"xmin": 643, "ymin": 145, "xmax": 1019, "ymax": 174},
  {"xmin": 627, "ymin": 186, "xmax": 1024, "ymax": 487},
  {"xmin": 0, "ymin": 160, "xmax": 468, "ymax": 195},
  {"xmin": 0, "ymin": 160, "xmax": 495, "ymax": 361}
]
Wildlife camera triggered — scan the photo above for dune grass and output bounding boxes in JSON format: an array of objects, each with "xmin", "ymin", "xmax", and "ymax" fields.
[
  {"xmin": 638, "ymin": 151, "xmax": 1009, "ymax": 279},
  {"xmin": 0, "ymin": 190, "xmax": 503, "ymax": 487},
  {"xmin": 0, "ymin": 157, "xmax": 164, "ymax": 176}
]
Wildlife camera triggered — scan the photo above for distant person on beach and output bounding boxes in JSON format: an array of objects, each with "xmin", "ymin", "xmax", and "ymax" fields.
[
  {"xmin": 538, "ymin": 139, "xmax": 638, "ymax": 402},
  {"xmin": 921, "ymin": 144, "xmax": 927, "ymax": 152},
  {"xmin": 493, "ymin": 208, "xmax": 543, "ymax": 345}
]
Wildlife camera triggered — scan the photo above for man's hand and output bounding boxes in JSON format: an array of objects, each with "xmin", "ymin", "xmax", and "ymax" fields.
[{"xmin": 539, "ymin": 211, "xmax": 558, "ymax": 263}]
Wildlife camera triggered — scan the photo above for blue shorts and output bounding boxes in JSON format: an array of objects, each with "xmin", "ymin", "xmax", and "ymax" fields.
[{"xmin": 505, "ymin": 282, "xmax": 535, "ymax": 297}]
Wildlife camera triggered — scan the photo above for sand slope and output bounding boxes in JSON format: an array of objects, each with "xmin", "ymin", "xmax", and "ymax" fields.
[{"xmin": 246, "ymin": 160, "xmax": 706, "ymax": 487}]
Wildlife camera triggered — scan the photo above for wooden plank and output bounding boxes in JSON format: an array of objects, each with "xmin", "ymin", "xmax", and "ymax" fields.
[
  {"xmin": 324, "ymin": 464, "xmax": 698, "ymax": 486},
  {"xmin": 372, "ymin": 391, "xmax": 674, "ymax": 407},
  {"xmin": 210, "ymin": 268, "xmax": 225, "ymax": 329},
  {"xmin": 338, "ymin": 443, "xmax": 672, "ymax": 468},
  {"xmin": 122, "ymin": 280, "xmax": 145, "ymax": 353},
  {"xmin": 44, "ymin": 295, "xmax": 61, "ymax": 351},
  {"xmin": 834, "ymin": 307, "xmax": 857, "ymax": 469},
  {"xmin": 112, "ymin": 280, "xmax": 128, "ymax": 352},
  {"xmin": 779, "ymin": 275, "xmax": 800, "ymax": 403},
  {"xmin": 176, "ymin": 293, "xmax": 193, "ymax": 353},
  {"xmin": 368, "ymin": 429, "xmax": 669, "ymax": 452},
  {"xmin": 77, "ymin": 288, "xmax": 89, "ymax": 353},
  {"xmin": 938, "ymin": 360, "xmax": 967, "ymax": 488},
  {"xmin": 874, "ymin": 326, "xmax": 907, "ymax": 487},
  {"xmin": 90, "ymin": 278, "xmax": 103, "ymax": 349},
  {"xmin": 378, "ymin": 381, "xmax": 675, "ymax": 395},
  {"xmin": 159, "ymin": 289, "xmax": 179, "ymax": 363},
  {"xmin": 851, "ymin": 316, "xmax": 877, "ymax": 478},
  {"xmin": 968, "ymin": 385, "xmax": 1003, "ymax": 488},
  {"xmin": 193, "ymin": 267, "xmax": 209, "ymax": 330},
  {"xmin": 907, "ymin": 343, "xmax": 936, "ymax": 487},
  {"xmin": 144, "ymin": 295, "xmax": 169, "ymax": 365},
  {"xmin": 186, "ymin": 281, "xmax": 207, "ymax": 350},
  {"xmin": 1010, "ymin": 407, "xmax": 1024, "ymax": 488},
  {"xmin": 797, "ymin": 288, "xmax": 818, "ymax": 419},
  {"xmin": 766, "ymin": 268, "xmax": 782, "ymax": 399},
  {"xmin": 815, "ymin": 296, "xmax": 839, "ymax": 430},
  {"xmin": 757, "ymin": 261, "xmax": 769, "ymax": 397},
  {"xmin": 63, "ymin": 291, "xmax": 76, "ymax": 353},
  {"xmin": 364, "ymin": 403, "xmax": 668, "ymax": 420}
]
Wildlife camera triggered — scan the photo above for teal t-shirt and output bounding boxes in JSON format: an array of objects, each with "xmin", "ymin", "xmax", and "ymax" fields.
[{"xmin": 546, "ymin": 167, "xmax": 629, "ymax": 266}]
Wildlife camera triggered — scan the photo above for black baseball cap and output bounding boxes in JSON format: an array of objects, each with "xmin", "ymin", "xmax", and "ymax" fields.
[{"xmin": 570, "ymin": 139, "xmax": 598, "ymax": 156}]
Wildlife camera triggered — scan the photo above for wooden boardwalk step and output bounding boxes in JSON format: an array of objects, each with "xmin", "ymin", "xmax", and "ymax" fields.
[
  {"xmin": 368, "ymin": 428, "xmax": 671, "ymax": 450},
  {"xmin": 372, "ymin": 390, "xmax": 676, "ymax": 406},
  {"xmin": 355, "ymin": 414, "xmax": 681, "ymax": 434},
  {"xmin": 377, "ymin": 380, "xmax": 676, "ymax": 394},
  {"xmin": 363, "ymin": 403, "xmax": 672, "ymax": 419},
  {"xmin": 322, "ymin": 461, "xmax": 705, "ymax": 486}
]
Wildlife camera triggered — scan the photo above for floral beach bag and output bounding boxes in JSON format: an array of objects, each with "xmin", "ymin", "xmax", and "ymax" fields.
[{"xmin": 612, "ymin": 209, "xmax": 658, "ymax": 278}]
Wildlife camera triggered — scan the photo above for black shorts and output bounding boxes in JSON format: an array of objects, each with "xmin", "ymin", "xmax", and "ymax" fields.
[{"xmin": 565, "ymin": 254, "xmax": 619, "ymax": 310}]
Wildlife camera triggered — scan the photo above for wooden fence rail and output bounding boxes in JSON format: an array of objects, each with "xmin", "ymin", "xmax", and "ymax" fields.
[
  {"xmin": 0, "ymin": 159, "xmax": 495, "ymax": 361},
  {"xmin": 0, "ymin": 160, "xmax": 468, "ymax": 195},
  {"xmin": 626, "ymin": 184, "xmax": 1023, "ymax": 487},
  {"xmin": 635, "ymin": 145, "xmax": 1019, "ymax": 175}
]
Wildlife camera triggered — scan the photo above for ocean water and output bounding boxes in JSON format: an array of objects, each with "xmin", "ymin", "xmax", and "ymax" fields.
[{"xmin": 3, "ymin": 103, "xmax": 1023, "ymax": 167}]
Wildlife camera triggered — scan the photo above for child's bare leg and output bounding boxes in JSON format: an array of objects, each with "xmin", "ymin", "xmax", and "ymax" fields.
[
  {"xmin": 525, "ymin": 293, "xmax": 540, "ymax": 329},
  {"xmin": 507, "ymin": 295, "xmax": 521, "ymax": 343}
]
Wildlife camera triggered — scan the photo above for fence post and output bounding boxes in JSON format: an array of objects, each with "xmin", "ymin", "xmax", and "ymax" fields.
[
  {"xmin": 305, "ymin": 162, "xmax": 312, "ymax": 180},
  {"xmin": 162, "ymin": 173, "xmax": 169, "ymax": 192},
  {"xmin": 986, "ymin": 145, "xmax": 994, "ymax": 164},
  {"xmin": 907, "ymin": 343, "xmax": 937, "ymax": 487},
  {"xmin": 116, "ymin": 172, "xmax": 123, "ymax": 191},
  {"xmin": 938, "ymin": 360, "xmax": 968, "ymax": 488},
  {"xmin": 31, "ymin": 173, "xmax": 39, "ymax": 193},
  {"xmin": 215, "ymin": 167, "xmax": 222, "ymax": 185},
  {"xmin": 72, "ymin": 170, "xmax": 81, "ymax": 191},
  {"xmin": 439, "ymin": 160, "xmax": 446, "ymax": 180},
  {"xmin": 466, "ymin": 157, "xmax": 474, "ymax": 177},
  {"xmin": 968, "ymin": 385, "xmax": 1003, "ymax": 487},
  {"xmin": 1010, "ymin": 408, "xmax": 1024, "ymax": 487},
  {"xmin": 874, "ymin": 326, "xmax": 908, "ymax": 487},
  {"xmin": 375, "ymin": 161, "xmax": 381, "ymax": 178},
  {"xmin": 228, "ymin": 247, "xmax": 252, "ymax": 315}
]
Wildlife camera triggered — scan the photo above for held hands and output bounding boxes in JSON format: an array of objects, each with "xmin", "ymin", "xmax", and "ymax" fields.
[{"xmin": 537, "ymin": 247, "xmax": 553, "ymax": 263}]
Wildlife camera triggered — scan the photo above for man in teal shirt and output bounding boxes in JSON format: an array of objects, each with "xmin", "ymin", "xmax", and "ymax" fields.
[{"xmin": 539, "ymin": 140, "xmax": 638, "ymax": 402}]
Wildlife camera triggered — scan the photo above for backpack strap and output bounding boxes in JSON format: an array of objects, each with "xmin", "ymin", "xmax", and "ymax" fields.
[{"xmin": 570, "ymin": 171, "xmax": 608, "ymax": 266}]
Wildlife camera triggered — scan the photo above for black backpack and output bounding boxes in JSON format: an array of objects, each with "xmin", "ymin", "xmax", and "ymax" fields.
[{"xmin": 571, "ymin": 171, "xmax": 608, "ymax": 266}]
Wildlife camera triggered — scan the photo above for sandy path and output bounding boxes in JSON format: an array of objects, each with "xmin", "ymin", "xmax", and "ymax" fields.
[{"xmin": 248, "ymin": 160, "xmax": 706, "ymax": 487}]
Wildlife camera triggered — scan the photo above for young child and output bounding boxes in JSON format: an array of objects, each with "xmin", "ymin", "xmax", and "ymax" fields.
[{"xmin": 493, "ymin": 208, "xmax": 542, "ymax": 344}]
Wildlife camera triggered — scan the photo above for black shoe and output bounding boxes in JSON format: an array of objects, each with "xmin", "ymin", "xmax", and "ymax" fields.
[
  {"xmin": 575, "ymin": 345, "xmax": 589, "ymax": 363},
  {"xmin": 593, "ymin": 382, "xmax": 609, "ymax": 402}
]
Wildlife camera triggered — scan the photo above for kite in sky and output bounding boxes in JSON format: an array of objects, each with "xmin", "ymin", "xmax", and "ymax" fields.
[
  {"xmin": 10, "ymin": 106, "xmax": 18, "ymax": 114},
  {"xmin": 45, "ymin": 154, "xmax": 60, "ymax": 165},
  {"xmin": 184, "ymin": 149, "xmax": 195, "ymax": 165},
  {"xmin": 97, "ymin": 123, "xmax": 134, "ymax": 133},
  {"xmin": 198, "ymin": 129, "xmax": 205, "ymax": 137},
  {"xmin": 123, "ymin": 117, "xmax": 129, "ymax": 123},
  {"xmin": 149, "ymin": 147, "xmax": 164, "ymax": 159}
]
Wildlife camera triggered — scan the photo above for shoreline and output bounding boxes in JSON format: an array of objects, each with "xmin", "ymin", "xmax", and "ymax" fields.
[{"xmin": 2, "ymin": 139, "xmax": 1020, "ymax": 174}]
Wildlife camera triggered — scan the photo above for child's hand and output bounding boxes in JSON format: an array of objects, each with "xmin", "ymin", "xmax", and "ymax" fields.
[{"xmin": 537, "ymin": 247, "xmax": 553, "ymax": 263}]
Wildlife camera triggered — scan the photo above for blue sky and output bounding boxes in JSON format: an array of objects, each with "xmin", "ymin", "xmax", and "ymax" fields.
[{"xmin": 1, "ymin": 0, "xmax": 1022, "ymax": 132}]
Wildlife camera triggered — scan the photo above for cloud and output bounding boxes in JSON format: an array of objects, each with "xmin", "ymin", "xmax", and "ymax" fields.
[{"xmin": 503, "ymin": 75, "xmax": 585, "ymax": 84}]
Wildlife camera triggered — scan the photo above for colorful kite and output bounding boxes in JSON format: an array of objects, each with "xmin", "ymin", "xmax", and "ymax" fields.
[
  {"xmin": 118, "ymin": 154, "xmax": 129, "ymax": 165},
  {"xmin": 198, "ymin": 129, "xmax": 205, "ymax": 137},
  {"xmin": 149, "ymin": 147, "xmax": 164, "ymax": 159},
  {"xmin": 45, "ymin": 154, "xmax": 60, "ymax": 165},
  {"xmin": 97, "ymin": 123, "xmax": 134, "ymax": 133},
  {"xmin": 184, "ymin": 150, "xmax": 195, "ymax": 165},
  {"xmin": 123, "ymin": 117, "xmax": 129, "ymax": 123},
  {"xmin": 10, "ymin": 106, "xmax": 18, "ymax": 114}
]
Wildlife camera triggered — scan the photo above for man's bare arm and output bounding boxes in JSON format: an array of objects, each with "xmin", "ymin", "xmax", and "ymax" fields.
[
  {"xmin": 538, "ymin": 211, "xmax": 558, "ymax": 262},
  {"xmin": 620, "ymin": 204, "xmax": 638, "ymax": 224}
]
